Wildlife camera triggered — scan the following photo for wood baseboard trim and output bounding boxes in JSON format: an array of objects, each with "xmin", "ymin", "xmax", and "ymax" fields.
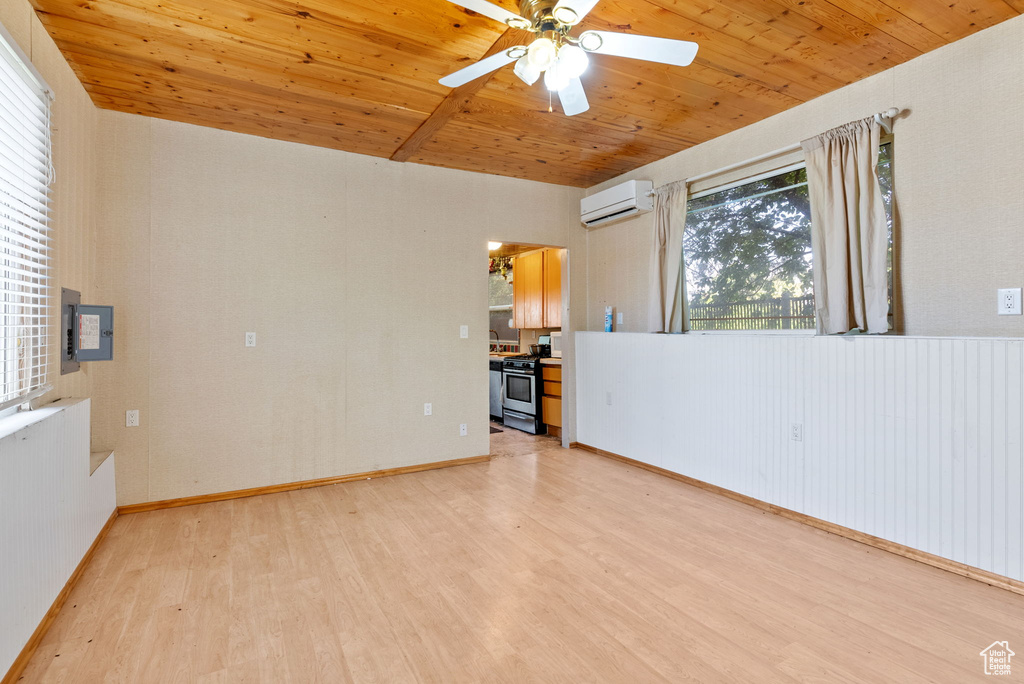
[
  {"xmin": 2, "ymin": 509, "xmax": 119, "ymax": 684},
  {"xmin": 573, "ymin": 442, "xmax": 1024, "ymax": 597},
  {"xmin": 118, "ymin": 455, "xmax": 492, "ymax": 515}
]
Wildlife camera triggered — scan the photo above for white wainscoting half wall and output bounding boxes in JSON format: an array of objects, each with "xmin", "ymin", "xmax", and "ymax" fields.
[
  {"xmin": 576, "ymin": 332, "xmax": 1024, "ymax": 582},
  {"xmin": 0, "ymin": 398, "xmax": 115, "ymax": 676}
]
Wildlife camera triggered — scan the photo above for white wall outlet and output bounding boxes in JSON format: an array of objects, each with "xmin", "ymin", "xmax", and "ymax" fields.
[
  {"xmin": 606, "ymin": 391, "xmax": 612, "ymax": 406},
  {"xmin": 791, "ymin": 423, "xmax": 803, "ymax": 442},
  {"xmin": 126, "ymin": 409, "xmax": 140, "ymax": 427},
  {"xmin": 616, "ymin": 312, "xmax": 624, "ymax": 325},
  {"xmin": 424, "ymin": 403, "xmax": 432, "ymax": 416},
  {"xmin": 459, "ymin": 325, "xmax": 469, "ymax": 338},
  {"xmin": 459, "ymin": 423, "xmax": 467, "ymax": 436},
  {"xmin": 245, "ymin": 332, "xmax": 256, "ymax": 347},
  {"xmin": 997, "ymin": 288, "xmax": 1022, "ymax": 315}
]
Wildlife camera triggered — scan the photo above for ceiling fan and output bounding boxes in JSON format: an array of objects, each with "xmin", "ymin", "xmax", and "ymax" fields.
[{"xmin": 439, "ymin": 0, "xmax": 699, "ymax": 116}]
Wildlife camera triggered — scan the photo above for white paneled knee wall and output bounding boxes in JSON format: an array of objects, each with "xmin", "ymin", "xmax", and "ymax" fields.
[
  {"xmin": 0, "ymin": 398, "xmax": 115, "ymax": 676},
  {"xmin": 576, "ymin": 332, "xmax": 1024, "ymax": 582}
]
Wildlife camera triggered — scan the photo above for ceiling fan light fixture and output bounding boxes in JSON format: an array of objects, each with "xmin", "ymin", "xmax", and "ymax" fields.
[
  {"xmin": 557, "ymin": 44, "xmax": 589, "ymax": 78},
  {"xmin": 437, "ymin": 0, "xmax": 701, "ymax": 118},
  {"xmin": 527, "ymin": 38, "xmax": 557, "ymax": 71},
  {"xmin": 543, "ymin": 62, "xmax": 569, "ymax": 91},
  {"xmin": 578, "ymin": 31, "xmax": 603, "ymax": 52},
  {"xmin": 551, "ymin": 6, "xmax": 579, "ymax": 25},
  {"xmin": 513, "ymin": 56, "xmax": 541, "ymax": 85}
]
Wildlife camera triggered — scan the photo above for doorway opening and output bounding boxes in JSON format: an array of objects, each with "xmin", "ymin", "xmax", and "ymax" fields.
[{"xmin": 487, "ymin": 241, "xmax": 566, "ymax": 449}]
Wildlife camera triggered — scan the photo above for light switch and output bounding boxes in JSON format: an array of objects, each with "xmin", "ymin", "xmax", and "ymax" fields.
[{"xmin": 460, "ymin": 325, "xmax": 469, "ymax": 338}]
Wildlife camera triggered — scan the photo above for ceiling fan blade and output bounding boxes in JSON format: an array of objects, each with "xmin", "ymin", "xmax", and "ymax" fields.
[
  {"xmin": 558, "ymin": 77, "xmax": 590, "ymax": 116},
  {"xmin": 444, "ymin": 0, "xmax": 530, "ymax": 27},
  {"xmin": 581, "ymin": 31, "xmax": 699, "ymax": 68},
  {"xmin": 553, "ymin": 0, "xmax": 600, "ymax": 24},
  {"xmin": 439, "ymin": 48, "xmax": 524, "ymax": 87}
]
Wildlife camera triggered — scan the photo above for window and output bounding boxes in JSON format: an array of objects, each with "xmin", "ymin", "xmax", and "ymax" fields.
[
  {"xmin": 877, "ymin": 142, "xmax": 894, "ymax": 315},
  {"xmin": 489, "ymin": 269, "xmax": 518, "ymax": 347},
  {"xmin": 684, "ymin": 144, "xmax": 893, "ymax": 331},
  {"xmin": 685, "ymin": 164, "xmax": 814, "ymax": 330},
  {"xmin": 0, "ymin": 26, "xmax": 53, "ymax": 410}
]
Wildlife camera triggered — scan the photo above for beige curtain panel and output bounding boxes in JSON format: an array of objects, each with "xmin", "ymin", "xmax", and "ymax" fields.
[
  {"xmin": 802, "ymin": 117, "xmax": 889, "ymax": 334},
  {"xmin": 648, "ymin": 180, "xmax": 688, "ymax": 333}
]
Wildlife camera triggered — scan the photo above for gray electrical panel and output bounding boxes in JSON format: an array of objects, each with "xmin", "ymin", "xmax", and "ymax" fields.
[{"xmin": 61, "ymin": 288, "xmax": 114, "ymax": 374}]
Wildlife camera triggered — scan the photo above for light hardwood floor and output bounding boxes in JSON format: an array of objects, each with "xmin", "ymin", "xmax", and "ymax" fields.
[{"xmin": 20, "ymin": 427, "xmax": 1024, "ymax": 682}]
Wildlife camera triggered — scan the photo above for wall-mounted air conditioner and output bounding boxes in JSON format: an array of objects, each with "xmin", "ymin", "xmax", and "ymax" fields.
[{"xmin": 580, "ymin": 180, "xmax": 654, "ymax": 228}]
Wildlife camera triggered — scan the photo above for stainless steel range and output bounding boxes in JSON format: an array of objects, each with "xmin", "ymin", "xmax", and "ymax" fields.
[{"xmin": 501, "ymin": 355, "xmax": 545, "ymax": 435}]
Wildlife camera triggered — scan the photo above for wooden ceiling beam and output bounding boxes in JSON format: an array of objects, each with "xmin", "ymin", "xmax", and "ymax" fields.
[{"xmin": 390, "ymin": 28, "xmax": 524, "ymax": 163}]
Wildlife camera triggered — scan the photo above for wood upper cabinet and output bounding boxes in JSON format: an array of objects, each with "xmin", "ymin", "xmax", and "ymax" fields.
[
  {"xmin": 543, "ymin": 249, "xmax": 562, "ymax": 328},
  {"xmin": 512, "ymin": 255, "xmax": 526, "ymax": 329},
  {"xmin": 524, "ymin": 251, "xmax": 545, "ymax": 329},
  {"xmin": 513, "ymin": 248, "xmax": 562, "ymax": 330},
  {"xmin": 513, "ymin": 250, "xmax": 545, "ymax": 329}
]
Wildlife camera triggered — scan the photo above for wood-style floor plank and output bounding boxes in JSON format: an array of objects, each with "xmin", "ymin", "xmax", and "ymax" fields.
[{"xmin": 17, "ymin": 426, "xmax": 1024, "ymax": 682}]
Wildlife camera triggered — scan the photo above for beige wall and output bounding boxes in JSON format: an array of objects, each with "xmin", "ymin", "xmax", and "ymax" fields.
[
  {"xmin": 93, "ymin": 113, "xmax": 582, "ymax": 505},
  {"xmin": 0, "ymin": 2, "xmax": 100, "ymax": 405},
  {"xmin": 581, "ymin": 15, "xmax": 1024, "ymax": 338},
  {"xmin": 22, "ymin": 0, "xmax": 1023, "ymax": 505}
]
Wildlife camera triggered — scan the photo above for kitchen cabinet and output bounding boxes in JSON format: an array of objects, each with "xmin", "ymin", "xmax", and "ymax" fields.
[
  {"xmin": 513, "ymin": 248, "xmax": 562, "ymax": 330},
  {"xmin": 541, "ymin": 364, "xmax": 562, "ymax": 435},
  {"xmin": 543, "ymin": 249, "xmax": 561, "ymax": 328},
  {"xmin": 513, "ymin": 250, "xmax": 544, "ymax": 329}
]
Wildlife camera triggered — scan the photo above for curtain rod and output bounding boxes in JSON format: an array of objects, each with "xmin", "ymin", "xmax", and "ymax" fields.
[{"xmin": 650, "ymin": 107, "xmax": 900, "ymax": 194}]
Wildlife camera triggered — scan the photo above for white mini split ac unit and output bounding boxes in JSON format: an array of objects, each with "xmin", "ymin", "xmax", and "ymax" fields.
[{"xmin": 580, "ymin": 180, "xmax": 655, "ymax": 228}]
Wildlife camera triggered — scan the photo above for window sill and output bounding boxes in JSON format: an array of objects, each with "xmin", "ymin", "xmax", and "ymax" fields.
[{"xmin": 0, "ymin": 402, "xmax": 66, "ymax": 441}]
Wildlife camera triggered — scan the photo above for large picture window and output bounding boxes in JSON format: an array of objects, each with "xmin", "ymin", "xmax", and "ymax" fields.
[
  {"xmin": 0, "ymin": 27, "xmax": 53, "ymax": 409},
  {"xmin": 683, "ymin": 144, "xmax": 892, "ymax": 331}
]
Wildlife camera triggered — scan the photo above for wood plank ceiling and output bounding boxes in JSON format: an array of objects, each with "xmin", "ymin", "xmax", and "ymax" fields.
[{"xmin": 29, "ymin": 0, "xmax": 1024, "ymax": 187}]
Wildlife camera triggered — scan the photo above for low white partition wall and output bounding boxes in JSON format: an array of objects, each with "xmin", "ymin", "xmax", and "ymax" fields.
[
  {"xmin": 0, "ymin": 398, "xmax": 115, "ymax": 677},
  {"xmin": 576, "ymin": 331, "xmax": 1024, "ymax": 583}
]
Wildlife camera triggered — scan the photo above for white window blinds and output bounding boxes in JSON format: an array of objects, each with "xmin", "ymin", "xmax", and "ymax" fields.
[{"xmin": 0, "ymin": 26, "xmax": 53, "ymax": 411}]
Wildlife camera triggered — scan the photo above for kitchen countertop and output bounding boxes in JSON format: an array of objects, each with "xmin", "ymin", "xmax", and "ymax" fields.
[{"xmin": 489, "ymin": 353, "xmax": 562, "ymax": 365}]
